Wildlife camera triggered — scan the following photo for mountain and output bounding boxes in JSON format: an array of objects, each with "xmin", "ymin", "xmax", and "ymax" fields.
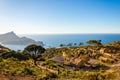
[
  {"xmin": 0, "ymin": 31, "xmax": 43, "ymax": 46},
  {"xmin": 0, "ymin": 31, "xmax": 20, "ymax": 42}
]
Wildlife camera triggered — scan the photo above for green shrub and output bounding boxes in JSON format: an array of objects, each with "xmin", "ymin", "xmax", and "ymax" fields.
[{"xmin": 0, "ymin": 57, "xmax": 3, "ymax": 62}]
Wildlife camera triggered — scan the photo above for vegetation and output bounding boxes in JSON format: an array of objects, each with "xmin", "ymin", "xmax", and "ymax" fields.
[
  {"xmin": 23, "ymin": 44, "xmax": 45, "ymax": 65},
  {"xmin": 0, "ymin": 40, "xmax": 120, "ymax": 80},
  {"xmin": 87, "ymin": 40, "xmax": 102, "ymax": 46},
  {"xmin": 79, "ymin": 42, "xmax": 83, "ymax": 46}
]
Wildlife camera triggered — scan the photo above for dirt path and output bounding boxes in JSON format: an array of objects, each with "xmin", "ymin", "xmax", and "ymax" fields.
[
  {"xmin": 0, "ymin": 74, "xmax": 34, "ymax": 80},
  {"xmin": 37, "ymin": 64, "xmax": 58, "ymax": 74},
  {"xmin": 111, "ymin": 62, "xmax": 120, "ymax": 67},
  {"xmin": 106, "ymin": 61, "xmax": 120, "ymax": 73}
]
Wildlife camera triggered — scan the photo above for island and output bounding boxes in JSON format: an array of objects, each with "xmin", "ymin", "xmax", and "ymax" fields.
[{"xmin": 0, "ymin": 31, "xmax": 44, "ymax": 46}]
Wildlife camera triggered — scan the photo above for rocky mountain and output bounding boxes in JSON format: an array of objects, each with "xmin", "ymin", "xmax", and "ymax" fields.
[
  {"xmin": 0, "ymin": 31, "xmax": 20, "ymax": 42},
  {"xmin": 0, "ymin": 31, "xmax": 43, "ymax": 46}
]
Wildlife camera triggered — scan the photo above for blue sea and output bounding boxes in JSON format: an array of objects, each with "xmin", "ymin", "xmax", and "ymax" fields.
[{"xmin": 3, "ymin": 34, "xmax": 120, "ymax": 51}]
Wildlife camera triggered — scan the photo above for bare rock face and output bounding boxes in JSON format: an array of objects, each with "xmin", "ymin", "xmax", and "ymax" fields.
[
  {"xmin": 70, "ymin": 58, "xmax": 84, "ymax": 68},
  {"xmin": 74, "ymin": 58, "xmax": 84, "ymax": 67},
  {"xmin": 87, "ymin": 59, "xmax": 99, "ymax": 68},
  {"xmin": 62, "ymin": 52, "xmax": 67, "ymax": 57},
  {"xmin": 100, "ymin": 48, "xmax": 106, "ymax": 54},
  {"xmin": 52, "ymin": 56, "xmax": 65, "ymax": 64},
  {"xmin": 0, "ymin": 31, "xmax": 44, "ymax": 46}
]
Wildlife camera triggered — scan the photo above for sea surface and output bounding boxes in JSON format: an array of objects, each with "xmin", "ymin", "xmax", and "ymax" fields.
[{"xmin": 3, "ymin": 34, "xmax": 120, "ymax": 51}]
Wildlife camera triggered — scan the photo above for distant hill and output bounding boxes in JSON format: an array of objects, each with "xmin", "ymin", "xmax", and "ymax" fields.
[
  {"xmin": 0, "ymin": 31, "xmax": 20, "ymax": 42},
  {"xmin": 0, "ymin": 31, "xmax": 44, "ymax": 46}
]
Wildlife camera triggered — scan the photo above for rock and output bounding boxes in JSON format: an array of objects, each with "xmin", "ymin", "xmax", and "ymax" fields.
[
  {"xmin": 100, "ymin": 48, "xmax": 106, "ymax": 54},
  {"xmin": 88, "ymin": 59, "xmax": 99, "ymax": 68},
  {"xmin": 70, "ymin": 58, "xmax": 84, "ymax": 68},
  {"xmin": 99, "ymin": 56, "xmax": 108, "ymax": 62},
  {"xmin": 62, "ymin": 52, "xmax": 67, "ymax": 57},
  {"xmin": 52, "ymin": 56, "xmax": 65, "ymax": 64},
  {"xmin": 104, "ymin": 53, "xmax": 112, "ymax": 57}
]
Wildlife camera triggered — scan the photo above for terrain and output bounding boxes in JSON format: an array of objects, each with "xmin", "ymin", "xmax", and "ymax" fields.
[{"xmin": 0, "ymin": 40, "xmax": 120, "ymax": 80}]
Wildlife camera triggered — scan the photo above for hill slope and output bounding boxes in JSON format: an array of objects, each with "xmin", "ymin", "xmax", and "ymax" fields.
[{"xmin": 0, "ymin": 41, "xmax": 120, "ymax": 80}]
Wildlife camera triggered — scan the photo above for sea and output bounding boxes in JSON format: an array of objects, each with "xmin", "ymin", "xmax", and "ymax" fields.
[{"xmin": 3, "ymin": 34, "xmax": 120, "ymax": 51}]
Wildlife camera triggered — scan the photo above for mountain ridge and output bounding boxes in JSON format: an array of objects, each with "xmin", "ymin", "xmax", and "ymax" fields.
[{"xmin": 0, "ymin": 31, "xmax": 43, "ymax": 46}]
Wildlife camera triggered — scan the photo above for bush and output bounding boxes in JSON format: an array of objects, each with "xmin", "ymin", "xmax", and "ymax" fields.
[{"xmin": 0, "ymin": 57, "xmax": 3, "ymax": 62}]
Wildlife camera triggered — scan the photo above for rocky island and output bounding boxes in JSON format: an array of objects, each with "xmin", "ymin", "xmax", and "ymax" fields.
[{"xmin": 0, "ymin": 31, "xmax": 43, "ymax": 46}]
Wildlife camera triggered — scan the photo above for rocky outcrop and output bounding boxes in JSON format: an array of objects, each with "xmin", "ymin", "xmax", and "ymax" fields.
[
  {"xmin": 70, "ymin": 58, "xmax": 84, "ymax": 68},
  {"xmin": 52, "ymin": 56, "xmax": 65, "ymax": 64},
  {"xmin": 87, "ymin": 59, "xmax": 99, "ymax": 68},
  {"xmin": 62, "ymin": 52, "xmax": 67, "ymax": 57}
]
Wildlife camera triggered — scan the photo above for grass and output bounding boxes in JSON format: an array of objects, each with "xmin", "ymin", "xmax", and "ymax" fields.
[{"xmin": 0, "ymin": 41, "xmax": 120, "ymax": 79}]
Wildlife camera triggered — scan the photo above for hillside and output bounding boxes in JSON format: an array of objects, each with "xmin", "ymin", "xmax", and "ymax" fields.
[{"xmin": 0, "ymin": 41, "xmax": 120, "ymax": 80}]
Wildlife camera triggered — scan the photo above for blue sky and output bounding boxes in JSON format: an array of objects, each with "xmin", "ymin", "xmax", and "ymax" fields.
[{"xmin": 0, "ymin": 0, "xmax": 120, "ymax": 34}]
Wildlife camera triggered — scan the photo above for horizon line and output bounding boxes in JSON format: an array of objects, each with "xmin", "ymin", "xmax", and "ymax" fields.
[
  {"xmin": 1, "ymin": 31, "xmax": 120, "ymax": 35},
  {"xmin": 18, "ymin": 33, "xmax": 120, "ymax": 35}
]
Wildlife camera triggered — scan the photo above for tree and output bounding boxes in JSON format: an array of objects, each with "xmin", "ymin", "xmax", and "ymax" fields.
[
  {"xmin": 74, "ymin": 43, "xmax": 77, "ymax": 47},
  {"xmin": 23, "ymin": 44, "xmax": 45, "ymax": 65},
  {"xmin": 86, "ymin": 40, "xmax": 102, "ymax": 46},
  {"xmin": 67, "ymin": 43, "xmax": 72, "ymax": 47},
  {"xmin": 79, "ymin": 42, "xmax": 83, "ymax": 46},
  {"xmin": 59, "ymin": 44, "xmax": 64, "ymax": 47}
]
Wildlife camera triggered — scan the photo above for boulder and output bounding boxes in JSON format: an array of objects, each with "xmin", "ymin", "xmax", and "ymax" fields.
[
  {"xmin": 62, "ymin": 52, "xmax": 67, "ymax": 57},
  {"xmin": 52, "ymin": 56, "xmax": 65, "ymax": 64},
  {"xmin": 88, "ymin": 59, "xmax": 99, "ymax": 68},
  {"xmin": 70, "ymin": 58, "xmax": 84, "ymax": 68},
  {"xmin": 100, "ymin": 48, "xmax": 106, "ymax": 54}
]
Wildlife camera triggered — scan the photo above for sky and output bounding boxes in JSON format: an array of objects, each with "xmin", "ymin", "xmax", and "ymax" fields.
[{"xmin": 0, "ymin": 0, "xmax": 120, "ymax": 34}]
